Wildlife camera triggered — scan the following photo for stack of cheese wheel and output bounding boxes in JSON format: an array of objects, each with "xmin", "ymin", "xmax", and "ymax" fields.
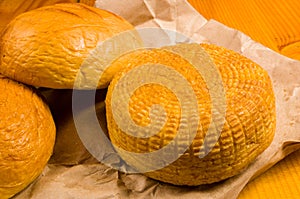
[
  {"xmin": 0, "ymin": 3, "xmax": 138, "ymax": 198},
  {"xmin": 0, "ymin": 2, "xmax": 276, "ymax": 197}
]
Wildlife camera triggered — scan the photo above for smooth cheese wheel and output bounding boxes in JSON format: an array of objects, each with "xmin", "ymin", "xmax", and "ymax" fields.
[
  {"xmin": 0, "ymin": 76, "xmax": 56, "ymax": 198},
  {"xmin": 0, "ymin": 3, "xmax": 141, "ymax": 89},
  {"xmin": 105, "ymin": 43, "xmax": 276, "ymax": 186}
]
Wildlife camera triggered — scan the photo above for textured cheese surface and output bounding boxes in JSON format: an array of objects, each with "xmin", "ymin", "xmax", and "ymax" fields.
[
  {"xmin": 0, "ymin": 3, "xmax": 137, "ymax": 89},
  {"xmin": 0, "ymin": 76, "xmax": 56, "ymax": 198},
  {"xmin": 105, "ymin": 43, "xmax": 276, "ymax": 186}
]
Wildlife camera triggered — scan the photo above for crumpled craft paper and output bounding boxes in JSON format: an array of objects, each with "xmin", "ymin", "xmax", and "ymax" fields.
[{"xmin": 14, "ymin": 0, "xmax": 300, "ymax": 198}]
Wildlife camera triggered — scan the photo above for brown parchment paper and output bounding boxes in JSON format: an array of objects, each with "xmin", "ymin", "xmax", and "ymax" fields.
[{"xmin": 14, "ymin": 0, "xmax": 300, "ymax": 198}]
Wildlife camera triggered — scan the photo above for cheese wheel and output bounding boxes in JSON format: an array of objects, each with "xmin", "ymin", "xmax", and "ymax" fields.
[
  {"xmin": 105, "ymin": 43, "xmax": 276, "ymax": 186},
  {"xmin": 0, "ymin": 76, "xmax": 56, "ymax": 198},
  {"xmin": 0, "ymin": 3, "xmax": 141, "ymax": 89}
]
